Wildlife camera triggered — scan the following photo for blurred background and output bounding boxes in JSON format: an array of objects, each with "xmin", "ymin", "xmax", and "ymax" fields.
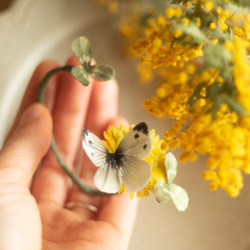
[{"xmin": 1, "ymin": 1, "xmax": 250, "ymax": 249}]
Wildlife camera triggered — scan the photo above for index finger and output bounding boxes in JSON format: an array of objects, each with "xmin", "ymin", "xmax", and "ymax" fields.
[{"xmin": 5, "ymin": 60, "xmax": 59, "ymax": 142}]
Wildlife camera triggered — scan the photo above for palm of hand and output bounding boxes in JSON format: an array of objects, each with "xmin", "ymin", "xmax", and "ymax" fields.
[
  {"xmin": 39, "ymin": 200, "xmax": 126, "ymax": 250},
  {"xmin": 0, "ymin": 57, "xmax": 137, "ymax": 250}
]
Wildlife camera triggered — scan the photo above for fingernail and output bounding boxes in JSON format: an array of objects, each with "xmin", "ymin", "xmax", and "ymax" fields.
[{"xmin": 20, "ymin": 104, "xmax": 42, "ymax": 125}]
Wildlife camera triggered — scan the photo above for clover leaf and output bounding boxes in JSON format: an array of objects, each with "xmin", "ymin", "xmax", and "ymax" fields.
[{"xmin": 71, "ymin": 36, "xmax": 115, "ymax": 86}]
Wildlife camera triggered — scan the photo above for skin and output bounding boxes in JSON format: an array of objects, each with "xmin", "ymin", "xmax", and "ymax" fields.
[{"xmin": 0, "ymin": 56, "xmax": 138, "ymax": 250}]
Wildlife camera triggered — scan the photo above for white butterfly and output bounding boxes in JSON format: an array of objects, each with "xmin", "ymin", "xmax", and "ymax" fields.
[{"xmin": 82, "ymin": 122, "xmax": 152, "ymax": 193}]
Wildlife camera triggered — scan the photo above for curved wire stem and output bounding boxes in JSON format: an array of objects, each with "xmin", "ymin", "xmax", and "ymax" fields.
[{"xmin": 37, "ymin": 65, "xmax": 110, "ymax": 197}]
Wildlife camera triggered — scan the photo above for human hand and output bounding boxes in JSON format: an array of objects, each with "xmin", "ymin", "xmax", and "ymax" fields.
[{"xmin": 0, "ymin": 56, "xmax": 138, "ymax": 250}]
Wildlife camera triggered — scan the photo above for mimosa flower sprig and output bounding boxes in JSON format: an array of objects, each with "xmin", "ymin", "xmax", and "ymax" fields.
[
  {"xmin": 36, "ymin": 36, "xmax": 189, "ymax": 210},
  {"xmin": 99, "ymin": 0, "xmax": 250, "ymax": 197},
  {"xmin": 37, "ymin": 36, "xmax": 115, "ymax": 196}
]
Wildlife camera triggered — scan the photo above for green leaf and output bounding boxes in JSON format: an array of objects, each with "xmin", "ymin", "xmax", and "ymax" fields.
[
  {"xmin": 170, "ymin": 0, "xmax": 183, "ymax": 4},
  {"xmin": 165, "ymin": 152, "xmax": 178, "ymax": 183},
  {"xmin": 171, "ymin": 0, "xmax": 189, "ymax": 4},
  {"xmin": 204, "ymin": 44, "xmax": 232, "ymax": 69},
  {"xmin": 71, "ymin": 37, "xmax": 92, "ymax": 70},
  {"xmin": 71, "ymin": 66, "xmax": 90, "ymax": 86},
  {"xmin": 169, "ymin": 183, "xmax": 189, "ymax": 211},
  {"xmin": 154, "ymin": 181, "xmax": 171, "ymax": 204},
  {"xmin": 174, "ymin": 22, "xmax": 206, "ymax": 44},
  {"xmin": 188, "ymin": 81, "xmax": 207, "ymax": 107},
  {"xmin": 206, "ymin": 99, "xmax": 223, "ymax": 120},
  {"xmin": 207, "ymin": 82, "xmax": 221, "ymax": 100},
  {"xmin": 220, "ymin": 95, "xmax": 247, "ymax": 116},
  {"xmin": 88, "ymin": 65, "xmax": 115, "ymax": 81},
  {"xmin": 226, "ymin": 2, "xmax": 248, "ymax": 13}
]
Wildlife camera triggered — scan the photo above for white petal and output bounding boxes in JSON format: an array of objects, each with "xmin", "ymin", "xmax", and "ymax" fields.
[
  {"xmin": 165, "ymin": 152, "xmax": 178, "ymax": 183},
  {"xmin": 154, "ymin": 181, "xmax": 171, "ymax": 204},
  {"xmin": 169, "ymin": 183, "xmax": 189, "ymax": 211}
]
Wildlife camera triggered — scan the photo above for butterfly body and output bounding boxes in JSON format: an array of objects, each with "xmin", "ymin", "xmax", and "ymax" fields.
[
  {"xmin": 105, "ymin": 148, "xmax": 124, "ymax": 170},
  {"xmin": 82, "ymin": 122, "xmax": 152, "ymax": 193}
]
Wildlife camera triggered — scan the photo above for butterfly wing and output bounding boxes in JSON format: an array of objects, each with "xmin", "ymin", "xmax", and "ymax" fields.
[
  {"xmin": 115, "ymin": 122, "xmax": 152, "ymax": 192},
  {"xmin": 118, "ymin": 122, "xmax": 152, "ymax": 159},
  {"xmin": 82, "ymin": 129, "xmax": 122, "ymax": 193},
  {"xmin": 82, "ymin": 129, "xmax": 107, "ymax": 167},
  {"xmin": 94, "ymin": 162, "xmax": 122, "ymax": 193},
  {"xmin": 120, "ymin": 156, "xmax": 152, "ymax": 192},
  {"xmin": 83, "ymin": 122, "xmax": 152, "ymax": 193}
]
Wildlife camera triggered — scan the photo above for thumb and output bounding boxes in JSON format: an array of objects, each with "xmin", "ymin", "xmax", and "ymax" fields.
[{"xmin": 0, "ymin": 103, "xmax": 53, "ymax": 186}]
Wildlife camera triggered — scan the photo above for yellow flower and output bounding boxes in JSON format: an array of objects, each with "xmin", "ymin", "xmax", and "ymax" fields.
[
  {"xmin": 103, "ymin": 124, "xmax": 166, "ymax": 198},
  {"xmin": 210, "ymin": 22, "xmax": 217, "ymax": 30},
  {"xmin": 182, "ymin": 2, "xmax": 189, "ymax": 8},
  {"xmin": 165, "ymin": 8, "xmax": 175, "ymax": 18},
  {"xmin": 204, "ymin": 1, "xmax": 214, "ymax": 11},
  {"xmin": 114, "ymin": 0, "xmax": 250, "ymax": 197}
]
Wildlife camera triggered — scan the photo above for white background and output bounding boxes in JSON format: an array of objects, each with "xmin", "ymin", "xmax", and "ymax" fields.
[{"xmin": 1, "ymin": 1, "xmax": 250, "ymax": 249}]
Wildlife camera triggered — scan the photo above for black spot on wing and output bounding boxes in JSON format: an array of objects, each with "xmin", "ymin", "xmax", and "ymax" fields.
[
  {"xmin": 82, "ymin": 129, "xmax": 89, "ymax": 141},
  {"xmin": 143, "ymin": 144, "xmax": 147, "ymax": 150},
  {"xmin": 133, "ymin": 122, "xmax": 149, "ymax": 135},
  {"xmin": 134, "ymin": 133, "xmax": 140, "ymax": 139}
]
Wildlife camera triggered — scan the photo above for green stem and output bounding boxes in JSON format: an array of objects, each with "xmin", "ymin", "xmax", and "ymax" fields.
[
  {"xmin": 51, "ymin": 136, "xmax": 106, "ymax": 196},
  {"xmin": 37, "ymin": 65, "xmax": 110, "ymax": 197},
  {"xmin": 37, "ymin": 65, "xmax": 72, "ymax": 103}
]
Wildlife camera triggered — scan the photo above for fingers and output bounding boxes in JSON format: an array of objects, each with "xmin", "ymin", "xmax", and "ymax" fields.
[
  {"xmin": 0, "ymin": 103, "xmax": 52, "ymax": 186},
  {"xmin": 65, "ymin": 74, "xmax": 123, "ymax": 216},
  {"xmin": 32, "ymin": 56, "xmax": 94, "ymax": 206},
  {"xmin": 32, "ymin": 55, "xmax": 120, "ymax": 209},
  {"xmin": 84, "ymin": 77, "xmax": 119, "ymax": 137},
  {"xmin": 52, "ymin": 56, "xmax": 93, "ymax": 165},
  {"xmin": 79, "ymin": 76, "xmax": 119, "ymax": 183},
  {"xmin": 6, "ymin": 60, "xmax": 59, "ymax": 141}
]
